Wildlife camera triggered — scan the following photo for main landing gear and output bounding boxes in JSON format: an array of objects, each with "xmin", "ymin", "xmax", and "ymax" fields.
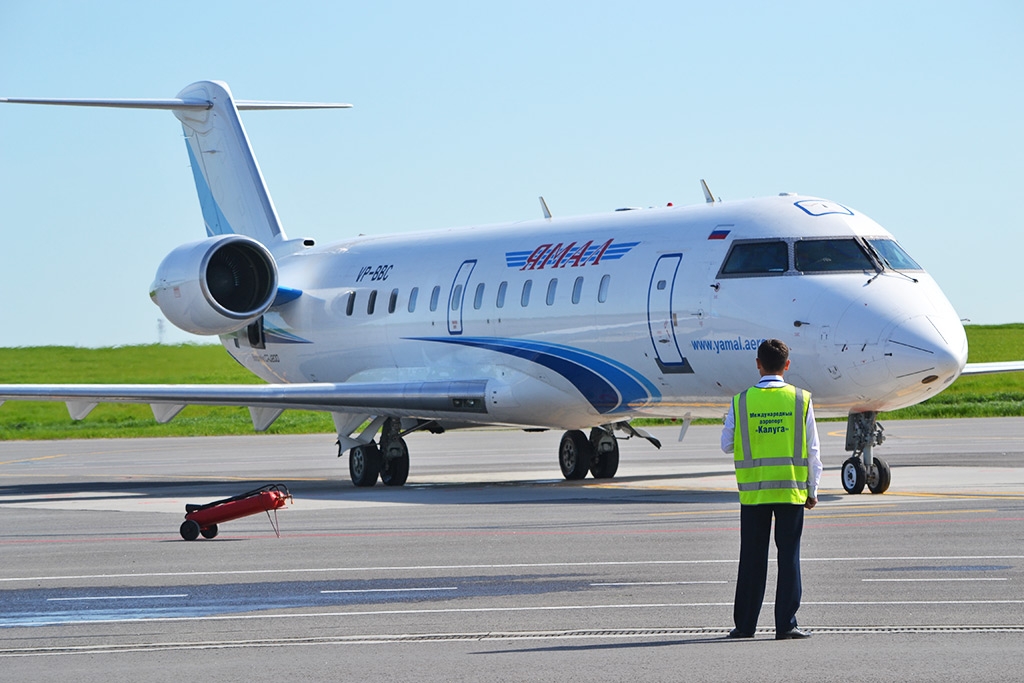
[
  {"xmin": 558, "ymin": 423, "xmax": 661, "ymax": 481},
  {"xmin": 340, "ymin": 418, "xmax": 660, "ymax": 487},
  {"xmin": 841, "ymin": 411, "xmax": 891, "ymax": 495},
  {"xmin": 344, "ymin": 417, "xmax": 411, "ymax": 488}
]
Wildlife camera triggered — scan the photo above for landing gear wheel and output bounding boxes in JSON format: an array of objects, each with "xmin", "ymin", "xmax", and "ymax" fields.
[
  {"xmin": 867, "ymin": 456, "xmax": 891, "ymax": 494},
  {"xmin": 200, "ymin": 524, "xmax": 219, "ymax": 539},
  {"xmin": 180, "ymin": 520, "xmax": 200, "ymax": 541},
  {"xmin": 380, "ymin": 437, "xmax": 410, "ymax": 487},
  {"xmin": 589, "ymin": 430, "xmax": 619, "ymax": 479},
  {"xmin": 559, "ymin": 430, "xmax": 593, "ymax": 480},
  {"xmin": 841, "ymin": 457, "xmax": 867, "ymax": 495},
  {"xmin": 349, "ymin": 442, "xmax": 381, "ymax": 487}
]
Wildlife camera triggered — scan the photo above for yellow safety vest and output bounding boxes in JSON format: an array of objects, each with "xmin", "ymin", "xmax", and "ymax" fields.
[{"xmin": 733, "ymin": 384, "xmax": 810, "ymax": 505}]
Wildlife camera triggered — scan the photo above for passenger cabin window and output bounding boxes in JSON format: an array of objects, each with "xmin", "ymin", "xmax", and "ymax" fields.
[
  {"xmin": 598, "ymin": 274, "xmax": 610, "ymax": 303},
  {"xmin": 388, "ymin": 288, "xmax": 398, "ymax": 314},
  {"xmin": 430, "ymin": 286, "xmax": 440, "ymax": 311},
  {"xmin": 451, "ymin": 284, "xmax": 463, "ymax": 311},
  {"xmin": 571, "ymin": 276, "xmax": 583, "ymax": 304},
  {"xmin": 367, "ymin": 290, "xmax": 377, "ymax": 315},
  {"xmin": 473, "ymin": 282, "xmax": 485, "ymax": 310},
  {"xmin": 795, "ymin": 239, "xmax": 873, "ymax": 273},
  {"xmin": 720, "ymin": 240, "xmax": 788, "ymax": 276},
  {"xmin": 867, "ymin": 238, "xmax": 923, "ymax": 271},
  {"xmin": 408, "ymin": 286, "xmax": 419, "ymax": 312},
  {"xmin": 546, "ymin": 278, "xmax": 557, "ymax": 306},
  {"xmin": 521, "ymin": 280, "xmax": 533, "ymax": 307},
  {"xmin": 496, "ymin": 281, "xmax": 507, "ymax": 308},
  {"xmin": 346, "ymin": 291, "xmax": 356, "ymax": 316}
]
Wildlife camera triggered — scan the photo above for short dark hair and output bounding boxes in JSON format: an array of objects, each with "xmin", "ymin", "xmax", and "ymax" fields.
[{"xmin": 757, "ymin": 339, "xmax": 789, "ymax": 373}]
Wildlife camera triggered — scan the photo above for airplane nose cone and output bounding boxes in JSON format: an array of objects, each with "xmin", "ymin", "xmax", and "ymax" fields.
[{"xmin": 885, "ymin": 314, "xmax": 968, "ymax": 386}]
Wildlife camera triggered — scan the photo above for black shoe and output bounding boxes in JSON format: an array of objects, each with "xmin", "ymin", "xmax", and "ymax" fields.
[
  {"xmin": 727, "ymin": 628, "xmax": 754, "ymax": 639},
  {"xmin": 775, "ymin": 628, "xmax": 811, "ymax": 640}
]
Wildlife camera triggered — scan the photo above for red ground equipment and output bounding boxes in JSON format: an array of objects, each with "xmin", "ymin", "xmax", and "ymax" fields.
[{"xmin": 180, "ymin": 484, "xmax": 292, "ymax": 540}]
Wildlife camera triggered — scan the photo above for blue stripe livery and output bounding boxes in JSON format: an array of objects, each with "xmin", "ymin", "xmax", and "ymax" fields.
[
  {"xmin": 185, "ymin": 141, "xmax": 234, "ymax": 236},
  {"xmin": 410, "ymin": 336, "xmax": 660, "ymax": 414}
]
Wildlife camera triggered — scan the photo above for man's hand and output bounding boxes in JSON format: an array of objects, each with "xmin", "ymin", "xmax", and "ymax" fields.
[{"xmin": 804, "ymin": 497, "xmax": 818, "ymax": 510}]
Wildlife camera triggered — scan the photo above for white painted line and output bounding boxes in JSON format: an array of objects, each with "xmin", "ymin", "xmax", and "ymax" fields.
[
  {"xmin": 2, "ymin": 555, "xmax": 1021, "ymax": 584},
  {"xmin": 864, "ymin": 581, "xmax": 1007, "ymax": 585},
  {"xmin": 591, "ymin": 581, "xmax": 727, "ymax": 586},
  {"xmin": 320, "ymin": 587, "xmax": 457, "ymax": 594},
  {"xmin": 46, "ymin": 594, "xmax": 189, "ymax": 602}
]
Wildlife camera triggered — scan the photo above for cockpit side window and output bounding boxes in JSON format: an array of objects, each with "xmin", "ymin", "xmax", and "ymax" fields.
[
  {"xmin": 719, "ymin": 240, "xmax": 788, "ymax": 277},
  {"xmin": 794, "ymin": 238, "xmax": 874, "ymax": 273},
  {"xmin": 867, "ymin": 238, "xmax": 923, "ymax": 271}
]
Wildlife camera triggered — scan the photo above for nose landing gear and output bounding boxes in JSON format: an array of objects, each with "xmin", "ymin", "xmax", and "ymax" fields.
[{"xmin": 842, "ymin": 411, "xmax": 891, "ymax": 494}]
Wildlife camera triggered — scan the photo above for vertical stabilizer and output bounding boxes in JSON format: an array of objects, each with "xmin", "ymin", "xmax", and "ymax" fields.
[
  {"xmin": 174, "ymin": 81, "xmax": 286, "ymax": 244},
  {"xmin": 2, "ymin": 81, "xmax": 350, "ymax": 245}
]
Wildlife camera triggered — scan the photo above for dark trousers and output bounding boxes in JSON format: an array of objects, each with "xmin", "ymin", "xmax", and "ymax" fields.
[{"xmin": 733, "ymin": 503, "xmax": 804, "ymax": 634}]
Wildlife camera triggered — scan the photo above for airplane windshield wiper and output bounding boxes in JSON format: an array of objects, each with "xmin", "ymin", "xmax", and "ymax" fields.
[{"xmin": 862, "ymin": 239, "xmax": 918, "ymax": 284}]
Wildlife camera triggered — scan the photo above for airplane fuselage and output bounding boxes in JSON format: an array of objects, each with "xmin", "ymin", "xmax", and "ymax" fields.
[{"xmin": 222, "ymin": 193, "xmax": 968, "ymax": 428}]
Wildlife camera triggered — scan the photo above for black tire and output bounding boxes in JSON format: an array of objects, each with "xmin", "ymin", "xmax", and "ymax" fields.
[
  {"xmin": 381, "ymin": 437, "xmax": 410, "ymax": 487},
  {"xmin": 589, "ymin": 430, "xmax": 620, "ymax": 479},
  {"xmin": 180, "ymin": 519, "xmax": 201, "ymax": 541},
  {"xmin": 200, "ymin": 524, "xmax": 219, "ymax": 539},
  {"xmin": 841, "ymin": 457, "xmax": 866, "ymax": 495},
  {"xmin": 867, "ymin": 456, "xmax": 891, "ymax": 494},
  {"xmin": 349, "ymin": 442, "xmax": 381, "ymax": 487},
  {"xmin": 559, "ymin": 430, "xmax": 593, "ymax": 480}
]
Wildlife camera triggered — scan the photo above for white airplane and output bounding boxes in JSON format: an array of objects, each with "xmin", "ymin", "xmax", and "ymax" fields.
[{"xmin": 2, "ymin": 81, "xmax": 1020, "ymax": 494}]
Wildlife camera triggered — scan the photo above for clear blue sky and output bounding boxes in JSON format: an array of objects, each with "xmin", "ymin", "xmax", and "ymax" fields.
[{"xmin": 2, "ymin": 1, "xmax": 1021, "ymax": 348}]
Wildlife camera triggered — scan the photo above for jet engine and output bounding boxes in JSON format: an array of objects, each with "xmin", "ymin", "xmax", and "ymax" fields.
[{"xmin": 150, "ymin": 235, "xmax": 278, "ymax": 336}]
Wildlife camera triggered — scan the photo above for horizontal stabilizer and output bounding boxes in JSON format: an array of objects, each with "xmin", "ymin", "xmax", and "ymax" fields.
[{"xmin": 0, "ymin": 96, "xmax": 351, "ymax": 111}]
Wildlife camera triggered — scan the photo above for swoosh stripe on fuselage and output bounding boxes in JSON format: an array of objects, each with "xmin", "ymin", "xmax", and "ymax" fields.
[{"xmin": 410, "ymin": 336, "xmax": 660, "ymax": 414}]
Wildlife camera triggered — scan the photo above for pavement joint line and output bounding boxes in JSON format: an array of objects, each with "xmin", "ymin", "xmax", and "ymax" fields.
[{"xmin": 3, "ymin": 625, "xmax": 1024, "ymax": 657}]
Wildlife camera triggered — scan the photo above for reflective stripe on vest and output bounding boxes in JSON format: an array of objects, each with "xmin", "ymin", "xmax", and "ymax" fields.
[
  {"xmin": 733, "ymin": 385, "xmax": 809, "ymax": 505},
  {"xmin": 735, "ymin": 387, "xmax": 806, "ymax": 469}
]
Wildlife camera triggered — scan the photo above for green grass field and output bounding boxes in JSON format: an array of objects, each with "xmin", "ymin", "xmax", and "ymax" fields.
[{"xmin": 1, "ymin": 324, "xmax": 1021, "ymax": 440}]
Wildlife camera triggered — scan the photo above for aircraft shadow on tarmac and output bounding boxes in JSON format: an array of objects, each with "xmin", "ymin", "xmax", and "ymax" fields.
[{"xmin": 0, "ymin": 468, "xmax": 744, "ymax": 507}]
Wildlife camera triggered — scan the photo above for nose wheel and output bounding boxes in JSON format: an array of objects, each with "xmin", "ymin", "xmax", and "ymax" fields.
[{"xmin": 842, "ymin": 412, "xmax": 891, "ymax": 494}]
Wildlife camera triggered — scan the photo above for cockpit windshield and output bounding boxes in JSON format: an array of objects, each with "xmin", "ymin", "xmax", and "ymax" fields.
[
  {"xmin": 794, "ymin": 239, "xmax": 874, "ymax": 273},
  {"xmin": 719, "ymin": 240, "xmax": 788, "ymax": 275},
  {"xmin": 716, "ymin": 236, "xmax": 922, "ymax": 279},
  {"xmin": 866, "ymin": 238, "xmax": 922, "ymax": 271}
]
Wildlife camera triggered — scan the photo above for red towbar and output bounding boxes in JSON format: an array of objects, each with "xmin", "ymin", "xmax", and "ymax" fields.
[{"xmin": 179, "ymin": 484, "xmax": 292, "ymax": 540}]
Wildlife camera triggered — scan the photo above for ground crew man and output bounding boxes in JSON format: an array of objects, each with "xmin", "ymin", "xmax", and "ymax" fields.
[{"xmin": 721, "ymin": 339, "xmax": 822, "ymax": 640}]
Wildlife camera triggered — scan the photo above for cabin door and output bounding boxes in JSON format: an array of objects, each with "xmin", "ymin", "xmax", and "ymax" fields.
[
  {"xmin": 447, "ymin": 259, "xmax": 477, "ymax": 335},
  {"xmin": 647, "ymin": 254, "xmax": 694, "ymax": 373}
]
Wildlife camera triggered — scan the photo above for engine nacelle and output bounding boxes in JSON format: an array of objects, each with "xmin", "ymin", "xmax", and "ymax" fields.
[{"xmin": 150, "ymin": 235, "xmax": 278, "ymax": 336}]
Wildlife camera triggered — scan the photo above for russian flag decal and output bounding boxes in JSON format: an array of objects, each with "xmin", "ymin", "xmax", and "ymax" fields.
[{"xmin": 708, "ymin": 230, "xmax": 730, "ymax": 240}]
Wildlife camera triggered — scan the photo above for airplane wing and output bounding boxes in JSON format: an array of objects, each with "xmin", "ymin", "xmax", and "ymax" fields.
[
  {"xmin": 0, "ymin": 380, "xmax": 488, "ymax": 430},
  {"xmin": 961, "ymin": 361, "xmax": 1024, "ymax": 376}
]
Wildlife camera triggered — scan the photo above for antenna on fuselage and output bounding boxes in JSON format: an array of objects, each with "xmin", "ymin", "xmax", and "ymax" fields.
[
  {"xmin": 539, "ymin": 196, "xmax": 553, "ymax": 219},
  {"xmin": 700, "ymin": 179, "xmax": 717, "ymax": 204}
]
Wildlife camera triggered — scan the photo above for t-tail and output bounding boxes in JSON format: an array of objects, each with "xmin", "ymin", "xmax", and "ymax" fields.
[
  {"xmin": 2, "ymin": 80, "xmax": 351, "ymax": 245},
  {"xmin": 2, "ymin": 81, "xmax": 350, "ymax": 336}
]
